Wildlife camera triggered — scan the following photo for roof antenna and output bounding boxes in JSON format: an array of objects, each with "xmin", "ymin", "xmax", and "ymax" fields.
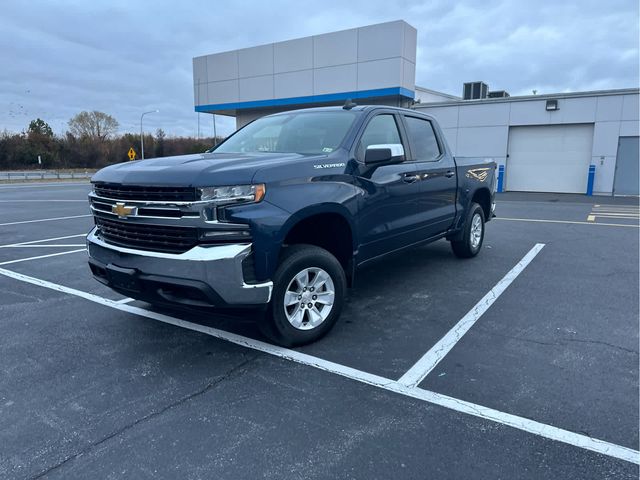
[{"xmin": 343, "ymin": 98, "xmax": 357, "ymax": 110}]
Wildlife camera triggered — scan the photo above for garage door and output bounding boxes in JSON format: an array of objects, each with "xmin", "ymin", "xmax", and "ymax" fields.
[
  {"xmin": 506, "ymin": 124, "xmax": 594, "ymax": 193},
  {"xmin": 613, "ymin": 136, "xmax": 639, "ymax": 196}
]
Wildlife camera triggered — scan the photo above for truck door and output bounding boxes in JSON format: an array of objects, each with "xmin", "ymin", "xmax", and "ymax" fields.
[
  {"xmin": 353, "ymin": 112, "xmax": 431, "ymax": 261},
  {"xmin": 401, "ymin": 114, "xmax": 457, "ymax": 237}
]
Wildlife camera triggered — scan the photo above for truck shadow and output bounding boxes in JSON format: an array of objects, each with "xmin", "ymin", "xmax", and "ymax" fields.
[{"xmin": 140, "ymin": 240, "xmax": 465, "ymax": 343}]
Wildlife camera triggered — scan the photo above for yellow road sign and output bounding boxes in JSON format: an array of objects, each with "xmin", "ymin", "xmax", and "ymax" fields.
[{"xmin": 128, "ymin": 147, "xmax": 137, "ymax": 161}]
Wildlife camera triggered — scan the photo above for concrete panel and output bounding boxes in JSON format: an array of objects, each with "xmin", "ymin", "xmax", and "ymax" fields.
[
  {"xmin": 493, "ymin": 156, "xmax": 507, "ymax": 168},
  {"xmin": 556, "ymin": 97, "xmax": 596, "ymax": 124},
  {"xmin": 192, "ymin": 56, "xmax": 207, "ymax": 85},
  {"xmin": 274, "ymin": 37, "xmax": 313, "ymax": 73},
  {"xmin": 595, "ymin": 95, "xmax": 624, "ymax": 121},
  {"xmin": 456, "ymin": 126, "xmax": 508, "ymax": 157},
  {"xmin": 620, "ymin": 120, "xmax": 640, "ymax": 137},
  {"xmin": 313, "ymin": 64, "xmax": 357, "ymax": 95},
  {"xmin": 274, "ymin": 70, "xmax": 313, "ymax": 98},
  {"xmin": 422, "ymin": 106, "xmax": 459, "ymax": 129},
  {"xmin": 402, "ymin": 22, "xmax": 417, "ymax": 61},
  {"xmin": 236, "ymin": 110, "xmax": 263, "ymax": 129},
  {"xmin": 357, "ymin": 21, "xmax": 404, "ymax": 62},
  {"xmin": 509, "ymin": 100, "xmax": 552, "ymax": 125},
  {"xmin": 194, "ymin": 82, "xmax": 207, "ymax": 105},
  {"xmin": 592, "ymin": 121, "xmax": 621, "ymax": 157},
  {"xmin": 313, "ymin": 28, "xmax": 358, "ymax": 68},
  {"xmin": 206, "ymin": 79, "xmax": 239, "ymax": 104},
  {"xmin": 238, "ymin": 44, "xmax": 274, "ymax": 78},
  {"xmin": 205, "ymin": 51, "xmax": 238, "ymax": 82},
  {"xmin": 239, "ymin": 75, "xmax": 274, "ymax": 102},
  {"xmin": 357, "ymin": 58, "xmax": 402, "ymax": 90},
  {"xmin": 401, "ymin": 59, "xmax": 416, "ymax": 91},
  {"xmin": 592, "ymin": 155, "xmax": 617, "ymax": 194},
  {"xmin": 622, "ymin": 94, "xmax": 640, "ymax": 120},
  {"xmin": 458, "ymin": 103, "xmax": 510, "ymax": 127},
  {"xmin": 441, "ymin": 128, "xmax": 458, "ymax": 154}
]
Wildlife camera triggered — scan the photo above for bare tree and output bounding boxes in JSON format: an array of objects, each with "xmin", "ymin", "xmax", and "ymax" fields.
[{"xmin": 68, "ymin": 111, "xmax": 119, "ymax": 141}]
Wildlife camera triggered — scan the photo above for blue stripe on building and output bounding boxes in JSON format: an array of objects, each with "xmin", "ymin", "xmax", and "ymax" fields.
[{"xmin": 195, "ymin": 87, "xmax": 415, "ymax": 112}]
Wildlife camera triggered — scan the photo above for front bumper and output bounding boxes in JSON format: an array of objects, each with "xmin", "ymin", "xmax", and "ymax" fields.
[{"xmin": 86, "ymin": 228, "xmax": 272, "ymax": 307}]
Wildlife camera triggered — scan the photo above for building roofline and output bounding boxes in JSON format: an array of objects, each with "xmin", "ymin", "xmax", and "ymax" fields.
[
  {"xmin": 193, "ymin": 19, "xmax": 414, "ymax": 60},
  {"xmin": 414, "ymin": 85, "xmax": 460, "ymax": 100},
  {"xmin": 415, "ymin": 87, "xmax": 640, "ymax": 107}
]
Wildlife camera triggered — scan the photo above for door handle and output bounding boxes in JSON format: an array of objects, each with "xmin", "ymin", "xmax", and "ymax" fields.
[
  {"xmin": 403, "ymin": 174, "xmax": 420, "ymax": 183},
  {"xmin": 445, "ymin": 170, "xmax": 456, "ymax": 178}
]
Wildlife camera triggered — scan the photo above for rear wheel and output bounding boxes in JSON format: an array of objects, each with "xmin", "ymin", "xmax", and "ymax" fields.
[
  {"xmin": 450, "ymin": 202, "xmax": 485, "ymax": 258},
  {"xmin": 260, "ymin": 245, "xmax": 346, "ymax": 347}
]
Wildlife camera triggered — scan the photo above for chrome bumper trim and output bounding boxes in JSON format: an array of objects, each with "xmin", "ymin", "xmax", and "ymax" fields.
[{"xmin": 86, "ymin": 228, "xmax": 272, "ymax": 305}]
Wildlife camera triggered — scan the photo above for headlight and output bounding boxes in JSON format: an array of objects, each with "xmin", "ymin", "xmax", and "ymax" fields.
[{"xmin": 199, "ymin": 184, "xmax": 265, "ymax": 203}]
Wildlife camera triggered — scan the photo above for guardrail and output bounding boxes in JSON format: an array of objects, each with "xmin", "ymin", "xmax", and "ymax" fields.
[{"xmin": 0, "ymin": 170, "xmax": 94, "ymax": 182}]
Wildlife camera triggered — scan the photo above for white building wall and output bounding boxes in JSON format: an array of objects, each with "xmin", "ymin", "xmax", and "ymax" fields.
[
  {"xmin": 193, "ymin": 20, "xmax": 417, "ymax": 110},
  {"xmin": 417, "ymin": 90, "xmax": 640, "ymax": 195}
]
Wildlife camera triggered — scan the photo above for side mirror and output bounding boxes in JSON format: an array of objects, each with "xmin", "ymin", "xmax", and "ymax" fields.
[{"xmin": 364, "ymin": 144, "xmax": 405, "ymax": 165}]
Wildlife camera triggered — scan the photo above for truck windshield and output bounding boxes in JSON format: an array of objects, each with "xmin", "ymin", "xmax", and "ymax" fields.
[{"xmin": 211, "ymin": 111, "xmax": 357, "ymax": 155}]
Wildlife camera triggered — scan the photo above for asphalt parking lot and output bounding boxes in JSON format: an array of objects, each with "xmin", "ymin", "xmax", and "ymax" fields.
[{"xmin": 0, "ymin": 182, "xmax": 638, "ymax": 479}]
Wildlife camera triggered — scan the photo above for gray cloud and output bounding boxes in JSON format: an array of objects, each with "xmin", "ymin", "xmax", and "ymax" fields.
[{"xmin": 1, "ymin": 0, "xmax": 638, "ymax": 138}]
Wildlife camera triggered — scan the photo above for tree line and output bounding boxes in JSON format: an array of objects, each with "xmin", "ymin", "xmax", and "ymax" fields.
[{"xmin": 0, "ymin": 111, "xmax": 221, "ymax": 170}]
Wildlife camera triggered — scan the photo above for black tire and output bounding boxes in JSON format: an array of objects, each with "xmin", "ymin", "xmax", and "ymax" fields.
[
  {"xmin": 259, "ymin": 244, "xmax": 346, "ymax": 347},
  {"xmin": 450, "ymin": 202, "xmax": 485, "ymax": 258}
]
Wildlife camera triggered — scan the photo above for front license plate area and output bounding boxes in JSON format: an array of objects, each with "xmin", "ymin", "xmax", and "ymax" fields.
[{"xmin": 107, "ymin": 264, "xmax": 140, "ymax": 292}]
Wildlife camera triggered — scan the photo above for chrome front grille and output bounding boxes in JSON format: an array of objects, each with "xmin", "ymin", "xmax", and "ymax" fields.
[
  {"xmin": 94, "ymin": 217, "xmax": 198, "ymax": 254},
  {"xmin": 93, "ymin": 183, "xmax": 197, "ymax": 202},
  {"xmin": 89, "ymin": 197, "xmax": 200, "ymax": 219},
  {"xmin": 89, "ymin": 183, "xmax": 251, "ymax": 253}
]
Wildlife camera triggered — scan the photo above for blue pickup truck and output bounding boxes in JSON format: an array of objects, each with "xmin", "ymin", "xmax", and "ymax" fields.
[{"xmin": 87, "ymin": 105, "xmax": 496, "ymax": 346}]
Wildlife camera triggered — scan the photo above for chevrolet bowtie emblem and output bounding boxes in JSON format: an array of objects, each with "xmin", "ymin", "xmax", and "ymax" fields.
[{"xmin": 112, "ymin": 202, "xmax": 137, "ymax": 218}]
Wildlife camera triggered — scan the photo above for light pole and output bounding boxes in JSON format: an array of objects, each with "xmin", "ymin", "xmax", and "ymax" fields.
[{"xmin": 140, "ymin": 110, "xmax": 159, "ymax": 160}]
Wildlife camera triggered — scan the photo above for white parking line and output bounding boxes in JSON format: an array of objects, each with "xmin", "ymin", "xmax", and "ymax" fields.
[
  {"xmin": 0, "ymin": 263, "xmax": 637, "ymax": 465},
  {"xmin": 398, "ymin": 244, "xmax": 545, "ymax": 388},
  {"xmin": 0, "ymin": 214, "xmax": 91, "ymax": 226},
  {"xmin": 0, "ymin": 200, "xmax": 86, "ymax": 202},
  {"xmin": 0, "ymin": 249, "xmax": 86, "ymax": 266},
  {"xmin": 0, "ymin": 234, "xmax": 86, "ymax": 248},
  {"xmin": 115, "ymin": 297, "xmax": 135, "ymax": 304},
  {"xmin": 495, "ymin": 217, "xmax": 639, "ymax": 228},
  {"xmin": 3, "ymin": 244, "xmax": 86, "ymax": 248}
]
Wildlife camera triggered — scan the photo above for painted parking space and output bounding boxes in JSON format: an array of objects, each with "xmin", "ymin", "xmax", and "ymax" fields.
[
  {"xmin": 587, "ymin": 203, "xmax": 640, "ymax": 225},
  {"xmin": 419, "ymin": 220, "xmax": 639, "ymax": 449},
  {"xmin": 0, "ymin": 184, "xmax": 638, "ymax": 478}
]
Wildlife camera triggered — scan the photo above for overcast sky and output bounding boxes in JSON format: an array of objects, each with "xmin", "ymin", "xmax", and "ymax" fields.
[{"xmin": 1, "ymin": 0, "xmax": 638, "ymax": 138}]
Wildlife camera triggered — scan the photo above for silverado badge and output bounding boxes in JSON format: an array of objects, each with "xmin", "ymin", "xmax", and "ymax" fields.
[{"xmin": 465, "ymin": 168, "xmax": 490, "ymax": 182}]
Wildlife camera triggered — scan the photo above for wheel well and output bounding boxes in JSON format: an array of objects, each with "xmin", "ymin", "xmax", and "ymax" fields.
[
  {"xmin": 283, "ymin": 213, "xmax": 353, "ymax": 272},
  {"xmin": 472, "ymin": 188, "xmax": 491, "ymax": 219}
]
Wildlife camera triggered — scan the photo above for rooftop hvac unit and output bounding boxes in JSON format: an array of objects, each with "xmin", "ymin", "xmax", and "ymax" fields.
[
  {"xmin": 463, "ymin": 81, "xmax": 488, "ymax": 100},
  {"xmin": 488, "ymin": 90, "xmax": 510, "ymax": 98}
]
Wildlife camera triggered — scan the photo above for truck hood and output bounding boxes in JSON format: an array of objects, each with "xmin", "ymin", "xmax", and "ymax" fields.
[{"xmin": 91, "ymin": 152, "xmax": 314, "ymax": 187}]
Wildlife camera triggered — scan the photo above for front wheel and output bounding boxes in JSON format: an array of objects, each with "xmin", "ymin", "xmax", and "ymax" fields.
[
  {"xmin": 450, "ymin": 202, "xmax": 485, "ymax": 258},
  {"xmin": 260, "ymin": 244, "xmax": 346, "ymax": 347}
]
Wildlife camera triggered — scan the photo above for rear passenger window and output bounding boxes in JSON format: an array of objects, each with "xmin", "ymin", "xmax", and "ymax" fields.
[{"xmin": 404, "ymin": 116, "xmax": 441, "ymax": 161}]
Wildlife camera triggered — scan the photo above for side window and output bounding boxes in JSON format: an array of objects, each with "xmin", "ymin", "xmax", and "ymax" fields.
[
  {"xmin": 404, "ymin": 116, "xmax": 441, "ymax": 161},
  {"xmin": 358, "ymin": 114, "xmax": 402, "ymax": 159}
]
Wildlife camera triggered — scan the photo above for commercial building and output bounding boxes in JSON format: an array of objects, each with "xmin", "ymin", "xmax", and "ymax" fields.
[
  {"xmin": 193, "ymin": 20, "xmax": 639, "ymax": 196},
  {"xmin": 417, "ymin": 88, "xmax": 639, "ymax": 195}
]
